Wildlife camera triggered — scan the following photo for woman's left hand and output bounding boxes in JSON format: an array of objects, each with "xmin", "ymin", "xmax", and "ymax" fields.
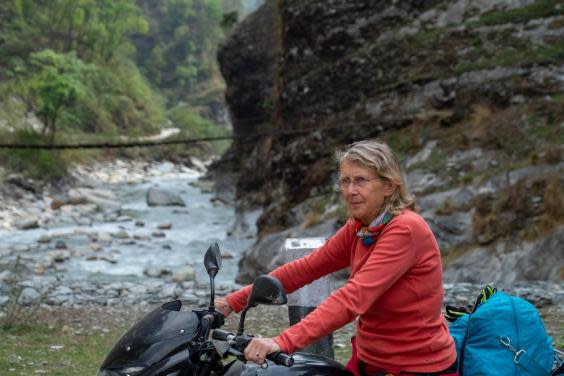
[{"xmin": 244, "ymin": 337, "xmax": 281, "ymax": 365}]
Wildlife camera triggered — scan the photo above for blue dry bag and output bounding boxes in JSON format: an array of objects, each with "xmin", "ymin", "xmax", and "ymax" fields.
[{"xmin": 449, "ymin": 291, "xmax": 555, "ymax": 376}]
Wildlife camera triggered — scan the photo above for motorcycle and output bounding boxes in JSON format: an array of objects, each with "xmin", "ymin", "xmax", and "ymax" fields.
[{"xmin": 97, "ymin": 243, "xmax": 353, "ymax": 376}]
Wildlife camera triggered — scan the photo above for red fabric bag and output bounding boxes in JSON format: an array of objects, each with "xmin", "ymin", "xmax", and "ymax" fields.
[{"xmin": 345, "ymin": 336, "xmax": 361, "ymax": 376}]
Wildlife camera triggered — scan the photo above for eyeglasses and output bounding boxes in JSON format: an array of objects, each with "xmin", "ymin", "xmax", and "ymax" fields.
[{"xmin": 338, "ymin": 176, "xmax": 382, "ymax": 190}]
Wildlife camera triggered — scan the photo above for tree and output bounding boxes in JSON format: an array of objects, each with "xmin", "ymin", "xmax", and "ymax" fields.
[
  {"xmin": 29, "ymin": 50, "xmax": 88, "ymax": 143},
  {"xmin": 134, "ymin": 0, "xmax": 223, "ymax": 91}
]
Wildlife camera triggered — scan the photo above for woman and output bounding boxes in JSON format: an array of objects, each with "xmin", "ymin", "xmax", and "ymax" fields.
[{"xmin": 216, "ymin": 140, "xmax": 457, "ymax": 376}]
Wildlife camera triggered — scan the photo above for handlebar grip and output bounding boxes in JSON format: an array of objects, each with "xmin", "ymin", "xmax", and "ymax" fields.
[
  {"xmin": 267, "ymin": 352, "xmax": 294, "ymax": 367},
  {"xmin": 212, "ymin": 329, "xmax": 233, "ymax": 341}
]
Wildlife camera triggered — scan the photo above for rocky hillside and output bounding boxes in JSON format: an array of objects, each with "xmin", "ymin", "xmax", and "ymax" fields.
[{"xmin": 216, "ymin": 0, "xmax": 564, "ymax": 284}]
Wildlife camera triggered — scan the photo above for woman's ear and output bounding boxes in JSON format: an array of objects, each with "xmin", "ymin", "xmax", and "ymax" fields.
[{"xmin": 384, "ymin": 181, "xmax": 397, "ymax": 197}]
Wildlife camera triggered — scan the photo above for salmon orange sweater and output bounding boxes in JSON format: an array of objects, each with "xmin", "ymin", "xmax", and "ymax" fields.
[{"xmin": 226, "ymin": 210, "xmax": 456, "ymax": 373}]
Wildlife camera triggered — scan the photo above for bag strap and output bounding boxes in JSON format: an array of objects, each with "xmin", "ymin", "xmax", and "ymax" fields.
[
  {"xmin": 552, "ymin": 349, "xmax": 564, "ymax": 375},
  {"xmin": 500, "ymin": 337, "xmax": 549, "ymax": 376}
]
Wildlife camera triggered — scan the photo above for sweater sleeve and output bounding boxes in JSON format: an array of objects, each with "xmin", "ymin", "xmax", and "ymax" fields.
[
  {"xmin": 273, "ymin": 220, "xmax": 416, "ymax": 354},
  {"xmin": 226, "ymin": 222, "xmax": 354, "ymax": 313}
]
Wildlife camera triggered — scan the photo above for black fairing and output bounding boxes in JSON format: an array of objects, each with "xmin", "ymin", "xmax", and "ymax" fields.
[
  {"xmin": 239, "ymin": 353, "xmax": 354, "ymax": 376},
  {"xmin": 99, "ymin": 300, "xmax": 199, "ymax": 374}
]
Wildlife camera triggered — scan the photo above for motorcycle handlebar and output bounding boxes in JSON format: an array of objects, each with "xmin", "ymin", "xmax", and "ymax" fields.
[
  {"xmin": 267, "ymin": 351, "xmax": 294, "ymax": 367},
  {"xmin": 211, "ymin": 330, "xmax": 293, "ymax": 367},
  {"xmin": 212, "ymin": 329, "xmax": 234, "ymax": 341}
]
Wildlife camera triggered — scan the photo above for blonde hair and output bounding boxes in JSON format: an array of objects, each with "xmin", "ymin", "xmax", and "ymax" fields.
[{"xmin": 336, "ymin": 139, "xmax": 414, "ymax": 215}]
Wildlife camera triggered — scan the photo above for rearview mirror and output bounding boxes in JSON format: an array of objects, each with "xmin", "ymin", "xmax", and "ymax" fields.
[
  {"xmin": 247, "ymin": 275, "xmax": 287, "ymax": 308},
  {"xmin": 204, "ymin": 243, "xmax": 222, "ymax": 278},
  {"xmin": 204, "ymin": 243, "xmax": 222, "ymax": 311},
  {"xmin": 237, "ymin": 275, "xmax": 287, "ymax": 335}
]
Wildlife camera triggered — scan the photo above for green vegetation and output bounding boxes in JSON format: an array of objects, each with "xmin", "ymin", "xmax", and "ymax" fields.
[
  {"xmin": 0, "ymin": 320, "xmax": 125, "ymax": 375},
  {"xmin": 399, "ymin": 0, "xmax": 564, "ymax": 83},
  {"xmin": 472, "ymin": 176, "xmax": 564, "ymax": 244},
  {"xmin": 168, "ymin": 105, "xmax": 231, "ymax": 154},
  {"xmin": 0, "ymin": 305, "xmax": 559, "ymax": 375},
  {"xmin": 472, "ymin": 0, "xmax": 564, "ymax": 26},
  {"xmin": 453, "ymin": 38, "xmax": 564, "ymax": 74},
  {"xmin": 0, "ymin": 0, "xmax": 236, "ymax": 179},
  {"xmin": 134, "ymin": 0, "xmax": 224, "ymax": 94},
  {"xmin": 0, "ymin": 130, "xmax": 68, "ymax": 179}
]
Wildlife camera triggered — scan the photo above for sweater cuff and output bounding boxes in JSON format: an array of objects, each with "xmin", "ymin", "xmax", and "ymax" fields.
[
  {"xmin": 273, "ymin": 335, "xmax": 294, "ymax": 354},
  {"xmin": 226, "ymin": 285, "xmax": 252, "ymax": 313}
]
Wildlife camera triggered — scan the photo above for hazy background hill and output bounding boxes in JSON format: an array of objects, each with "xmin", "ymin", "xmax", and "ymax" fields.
[{"xmin": 0, "ymin": 0, "xmax": 263, "ymax": 177}]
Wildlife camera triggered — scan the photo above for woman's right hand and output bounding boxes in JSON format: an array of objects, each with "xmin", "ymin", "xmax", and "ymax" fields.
[{"xmin": 215, "ymin": 297, "xmax": 233, "ymax": 317}]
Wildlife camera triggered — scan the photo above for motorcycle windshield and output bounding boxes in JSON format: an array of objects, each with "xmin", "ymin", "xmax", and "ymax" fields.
[{"xmin": 100, "ymin": 300, "xmax": 199, "ymax": 372}]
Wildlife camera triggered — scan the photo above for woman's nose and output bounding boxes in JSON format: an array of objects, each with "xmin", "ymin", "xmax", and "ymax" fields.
[{"xmin": 344, "ymin": 184, "xmax": 359, "ymax": 194}]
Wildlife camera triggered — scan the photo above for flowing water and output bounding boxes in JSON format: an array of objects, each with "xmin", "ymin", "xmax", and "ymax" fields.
[{"xmin": 0, "ymin": 165, "xmax": 259, "ymax": 288}]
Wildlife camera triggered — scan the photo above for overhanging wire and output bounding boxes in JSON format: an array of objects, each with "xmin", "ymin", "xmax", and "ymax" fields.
[{"xmin": 0, "ymin": 122, "xmax": 373, "ymax": 150}]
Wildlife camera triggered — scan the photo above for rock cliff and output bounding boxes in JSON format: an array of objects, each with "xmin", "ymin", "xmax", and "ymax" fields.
[{"xmin": 217, "ymin": 0, "xmax": 564, "ymax": 283}]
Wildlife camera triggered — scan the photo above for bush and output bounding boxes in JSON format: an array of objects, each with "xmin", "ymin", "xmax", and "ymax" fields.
[
  {"xmin": 1, "ymin": 129, "xmax": 70, "ymax": 180},
  {"xmin": 168, "ymin": 105, "xmax": 230, "ymax": 153}
]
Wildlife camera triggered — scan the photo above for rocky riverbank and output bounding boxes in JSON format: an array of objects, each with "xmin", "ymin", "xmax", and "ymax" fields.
[
  {"xmin": 0, "ymin": 158, "xmax": 257, "ymax": 312},
  {"xmin": 0, "ymin": 158, "xmax": 561, "ymax": 323}
]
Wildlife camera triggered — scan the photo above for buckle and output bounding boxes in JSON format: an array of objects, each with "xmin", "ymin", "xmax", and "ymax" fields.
[{"xmin": 514, "ymin": 349, "xmax": 526, "ymax": 365}]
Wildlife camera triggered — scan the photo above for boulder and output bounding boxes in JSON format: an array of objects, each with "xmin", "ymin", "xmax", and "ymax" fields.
[
  {"xmin": 236, "ymin": 220, "xmax": 338, "ymax": 284},
  {"xmin": 15, "ymin": 218, "xmax": 40, "ymax": 230},
  {"xmin": 18, "ymin": 287, "xmax": 40, "ymax": 306},
  {"xmin": 172, "ymin": 265, "xmax": 196, "ymax": 283},
  {"xmin": 443, "ymin": 226, "xmax": 564, "ymax": 284},
  {"xmin": 50, "ymin": 199, "xmax": 65, "ymax": 210},
  {"xmin": 406, "ymin": 141, "xmax": 438, "ymax": 168},
  {"xmin": 426, "ymin": 212, "xmax": 473, "ymax": 250},
  {"xmin": 406, "ymin": 170, "xmax": 447, "ymax": 194},
  {"xmin": 146, "ymin": 187, "xmax": 186, "ymax": 207},
  {"xmin": 67, "ymin": 188, "xmax": 121, "ymax": 211}
]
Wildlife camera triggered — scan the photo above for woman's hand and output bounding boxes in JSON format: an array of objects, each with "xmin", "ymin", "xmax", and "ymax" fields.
[
  {"xmin": 214, "ymin": 297, "xmax": 233, "ymax": 318},
  {"xmin": 244, "ymin": 337, "xmax": 281, "ymax": 365}
]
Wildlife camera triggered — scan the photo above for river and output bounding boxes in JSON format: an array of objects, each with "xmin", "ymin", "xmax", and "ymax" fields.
[{"xmin": 0, "ymin": 160, "xmax": 259, "ymax": 306}]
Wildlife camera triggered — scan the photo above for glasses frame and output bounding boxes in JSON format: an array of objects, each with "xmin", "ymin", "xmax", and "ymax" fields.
[{"xmin": 337, "ymin": 176, "xmax": 383, "ymax": 190}]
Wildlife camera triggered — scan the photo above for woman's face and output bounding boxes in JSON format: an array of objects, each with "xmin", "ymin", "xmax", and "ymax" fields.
[{"xmin": 339, "ymin": 159, "xmax": 396, "ymax": 225}]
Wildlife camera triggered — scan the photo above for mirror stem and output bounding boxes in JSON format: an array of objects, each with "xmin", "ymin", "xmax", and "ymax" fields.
[
  {"xmin": 208, "ymin": 271, "xmax": 216, "ymax": 311},
  {"xmin": 237, "ymin": 308, "xmax": 249, "ymax": 336}
]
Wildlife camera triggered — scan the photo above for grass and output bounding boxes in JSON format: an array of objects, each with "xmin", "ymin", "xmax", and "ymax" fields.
[
  {"xmin": 471, "ymin": 0, "xmax": 564, "ymax": 26},
  {"xmin": 0, "ymin": 303, "xmax": 560, "ymax": 375},
  {"xmin": 0, "ymin": 323, "xmax": 125, "ymax": 375},
  {"xmin": 0, "ymin": 304, "xmax": 355, "ymax": 375},
  {"xmin": 453, "ymin": 37, "xmax": 564, "ymax": 74},
  {"xmin": 399, "ymin": 3, "xmax": 564, "ymax": 82}
]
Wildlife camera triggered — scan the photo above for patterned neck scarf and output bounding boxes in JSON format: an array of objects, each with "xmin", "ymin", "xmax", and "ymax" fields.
[{"xmin": 354, "ymin": 211, "xmax": 394, "ymax": 246}]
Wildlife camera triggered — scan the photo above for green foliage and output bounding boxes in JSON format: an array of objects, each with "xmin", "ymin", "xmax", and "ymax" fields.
[
  {"xmin": 84, "ymin": 61, "xmax": 165, "ymax": 134},
  {"xmin": 221, "ymin": 11, "xmax": 239, "ymax": 29},
  {"xmin": 28, "ymin": 50, "xmax": 89, "ymax": 141},
  {"xmin": 0, "ymin": 129, "xmax": 69, "ymax": 179},
  {"xmin": 135, "ymin": 0, "xmax": 224, "ymax": 91},
  {"xmin": 0, "ymin": 0, "xmax": 147, "ymax": 66},
  {"xmin": 169, "ymin": 105, "xmax": 227, "ymax": 138},
  {"xmin": 454, "ymin": 38, "xmax": 564, "ymax": 74},
  {"xmin": 168, "ymin": 105, "xmax": 230, "ymax": 153},
  {"xmin": 16, "ymin": 49, "xmax": 164, "ymax": 140},
  {"xmin": 0, "ymin": 0, "xmax": 229, "ymax": 178},
  {"xmin": 473, "ymin": 0, "xmax": 564, "ymax": 26},
  {"xmin": 0, "ymin": 0, "xmax": 165, "ymax": 145}
]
